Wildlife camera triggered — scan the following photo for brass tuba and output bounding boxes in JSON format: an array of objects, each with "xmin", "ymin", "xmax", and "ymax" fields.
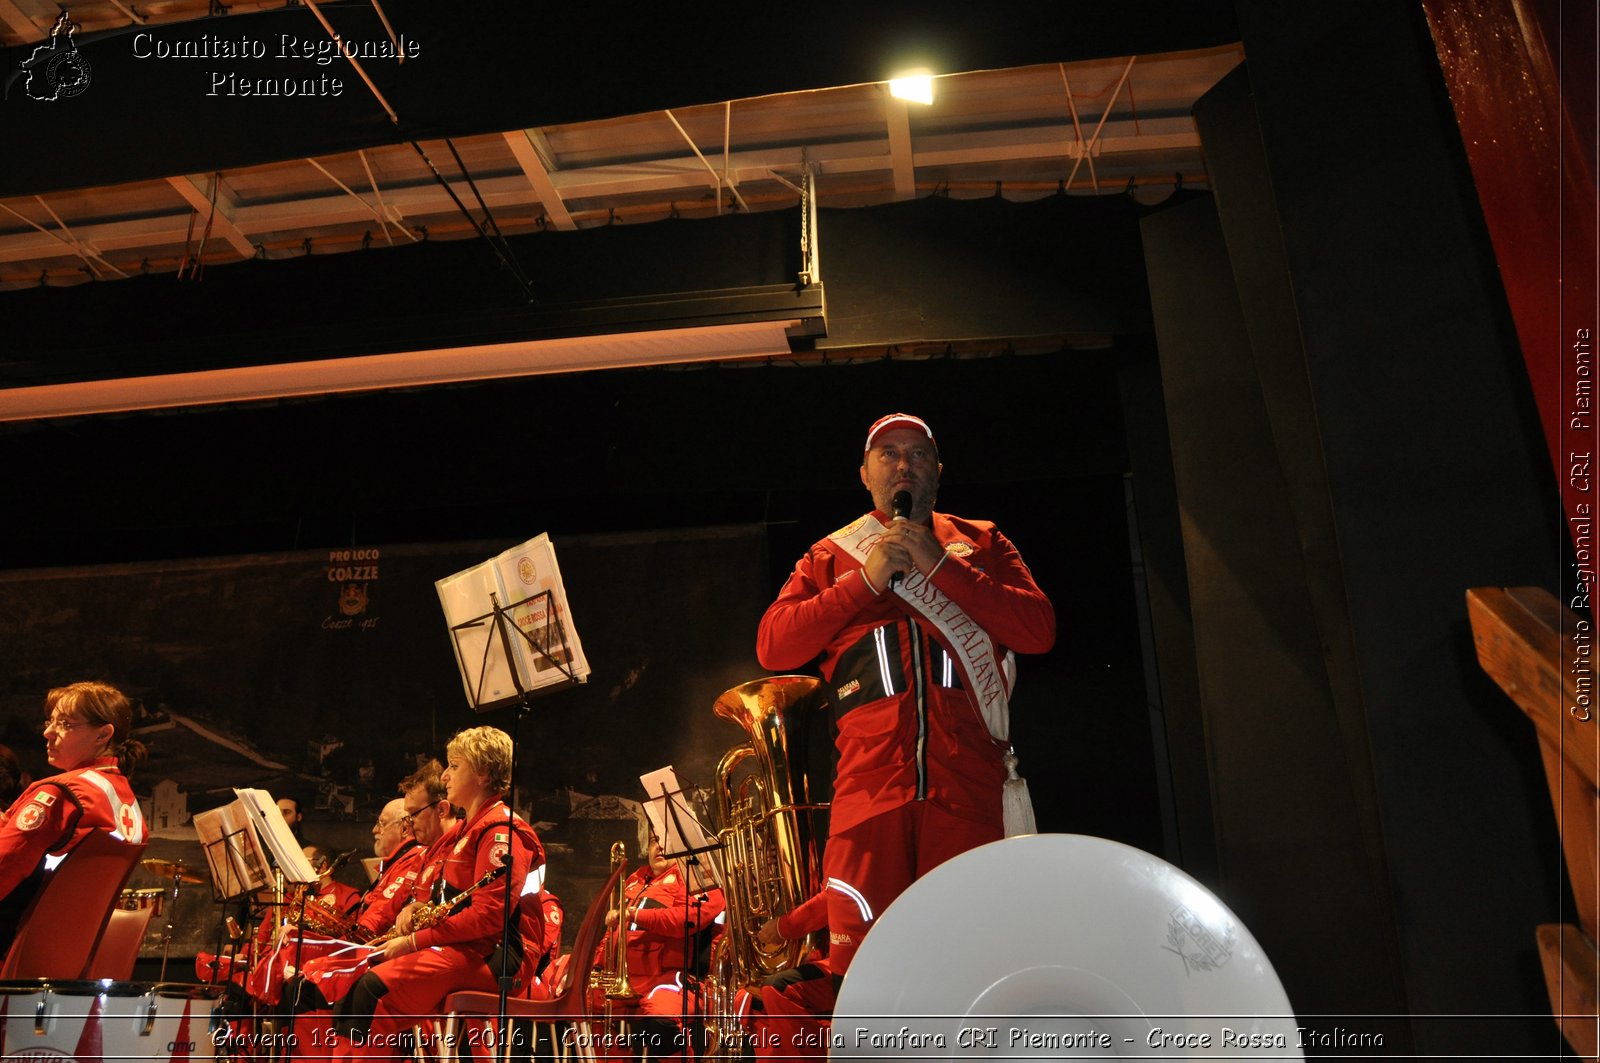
[{"xmin": 703, "ymin": 675, "xmax": 828, "ymax": 1056}]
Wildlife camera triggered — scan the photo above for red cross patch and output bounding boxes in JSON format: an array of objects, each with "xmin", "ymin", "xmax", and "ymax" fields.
[
  {"xmin": 118, "ymin": 803, "xmax": 137, "ymax": 836},
  {"xmin": 489, "ymin": 841, "xmax": 509, "ymax": 868},
  {"xmin": 547, "ymin": 908, "xmax": 562, "ymax": 926},
  {"xmin": 15, "ymin": 803, "xmax": 45, "ymax": 832}
]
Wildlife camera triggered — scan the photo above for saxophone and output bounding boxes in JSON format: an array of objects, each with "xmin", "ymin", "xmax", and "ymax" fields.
[
  {"xmin": 366, "ymin": 864, "xmax": 505, "ymax": 946},
  {"xmin": 286, "ymin": 883, "xmax": 368, "ymax": 941}
]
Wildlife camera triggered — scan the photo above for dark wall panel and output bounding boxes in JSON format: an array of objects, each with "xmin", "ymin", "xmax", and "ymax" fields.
[
  {"xmin": 820, "ymin": 196, "xmax": 1153, "ymax": 348},
  {"xmin": 1141, "ymin": 195, "xmax": 1410, "ymax": 1036},
  {"xmin": 1185, "ymin": 0, "xmax": 1566, "ymax": 1052}
]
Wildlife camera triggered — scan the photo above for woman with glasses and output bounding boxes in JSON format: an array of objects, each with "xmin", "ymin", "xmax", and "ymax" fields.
[
  {"xmin": 0, "ymin": 680, "xmax": 149, "ymax": 950},
  {"xmin": 334, "ymin": 727, "xmax": 545, "ymax": 1059}
]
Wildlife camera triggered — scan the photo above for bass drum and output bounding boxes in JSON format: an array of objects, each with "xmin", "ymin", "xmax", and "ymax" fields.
[
  {"xmin": 0, "ymin": 981, "xmax": 225, "ymax": 1061},
  {"xmin": 832, "ymin": 834, "xmax": 1302, "ymax": 1060}
]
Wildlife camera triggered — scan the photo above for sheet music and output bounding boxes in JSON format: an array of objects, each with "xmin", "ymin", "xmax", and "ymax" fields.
[
  {"xmin": 235, "ymin": 787, "xmax": 318, "ymax": 883},
  {"xmin": 436, "ymin": 532, "xmax": 591, "ymax": 708},
  {"xmin": 193, "ymin": 799, "xmax": 271, "ymax": 898},
  {"xmin": 639, "ymin": 765, "xmax": 721, "ymax": 892}
]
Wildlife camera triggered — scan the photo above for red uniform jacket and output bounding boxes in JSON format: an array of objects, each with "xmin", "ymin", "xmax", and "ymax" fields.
[
  {"xmin": 355, "ymin": 840, "xmax": 425, "ymax": 938},
  {"xmin": 618, "ymin": 863, "xmax": 725, "ymax": 998},
  {"xmin": 317, "ymin": 878, "xmax": 362, "ymax": 919},
  {"xmin": 411, "ymin": 799, "xmax": 546, "ymax": 957},
  {"xmin": 0, "ymin": 757, "xmax": 146, "ymax": 903},
  {"xmin": 757, "ymin": 511, "xmax": 1054, "ymax": 833}
]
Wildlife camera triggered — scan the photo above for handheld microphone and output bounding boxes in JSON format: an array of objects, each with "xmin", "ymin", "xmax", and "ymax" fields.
[{"xmin": 889, "ymin": 490, "xmax": 913, "ymax": 586}]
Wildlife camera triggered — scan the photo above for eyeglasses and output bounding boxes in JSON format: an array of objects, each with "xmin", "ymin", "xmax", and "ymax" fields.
[
  {"xmin": 44, "ymin": 715, "xmax": 92, "ymax": 735},
  {"xmin": 399, "ymin": 803, "xmax": 437, "ymax": 826}
]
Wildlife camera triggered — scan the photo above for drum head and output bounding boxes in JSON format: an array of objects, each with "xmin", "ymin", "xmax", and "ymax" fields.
[{"xmin": 832, "ymin": 834, "xmax": 1302, "ymax": 1060}]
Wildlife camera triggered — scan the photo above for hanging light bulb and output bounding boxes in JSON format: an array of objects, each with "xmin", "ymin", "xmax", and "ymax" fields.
[{"xmin": 888, "ymin": 69, "xmax": 935, "ymax": 105}]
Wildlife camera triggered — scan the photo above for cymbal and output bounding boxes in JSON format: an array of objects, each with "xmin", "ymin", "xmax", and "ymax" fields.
[{"xmin": 141, "ymin": 858, "xmax": 207, "ymax": 884}]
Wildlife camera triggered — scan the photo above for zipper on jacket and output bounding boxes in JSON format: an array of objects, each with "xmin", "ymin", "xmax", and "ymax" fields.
[{"xmin": 910, "ymin": 619, "xmax": 927, "ymax": 800}]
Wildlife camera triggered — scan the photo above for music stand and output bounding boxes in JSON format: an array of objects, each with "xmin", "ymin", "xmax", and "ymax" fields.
[
  {"xmin": 439, "ymin": 535, "xmax": 590, "ymax": 1054},
  {"xmin": 639, "ymin": 767, "xmax": 720, "ymax": 890},
  {"xmin": 196, "ymin": 791, "xmax": 317, "ymax": 1049},
  {"xmin": 641, "ymin": 767, "xmax": 721, "ymax": 1059}
]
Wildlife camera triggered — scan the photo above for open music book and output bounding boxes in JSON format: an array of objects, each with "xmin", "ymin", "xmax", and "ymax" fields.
[
  {"xmin": 194, "ymin": 787, "xmax": 317, "ymax": 899},
  {"xmin": 436, "ymin": 532, "xmax": 590, "ymax": 709},
  {"xmin": 639, "ymin": 765, "xmax": 720, "ymax": 894}
]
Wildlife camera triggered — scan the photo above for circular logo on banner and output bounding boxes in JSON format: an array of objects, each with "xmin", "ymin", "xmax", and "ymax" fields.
[{"xmin": 517, "ymin": 557, "xmax": 537, "ymax": 585}]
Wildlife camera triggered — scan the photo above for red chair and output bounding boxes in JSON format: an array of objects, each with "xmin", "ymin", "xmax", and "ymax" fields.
[
  {"xmin": 87, "ymin": 901, "xmax": 159, "ymax": 980},
  {"xmin": 0, "ymin": 831, "xmax": 147, "ymax": 979},
  {"xmin": 441, "ymin": 860, "xmax": 626, "ymax": 1062}
]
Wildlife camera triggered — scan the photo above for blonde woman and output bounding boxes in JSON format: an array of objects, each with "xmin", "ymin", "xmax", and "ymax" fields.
[{"xmin": 335, "ymin": 726, "xmax": 544, "ymax": 1059}]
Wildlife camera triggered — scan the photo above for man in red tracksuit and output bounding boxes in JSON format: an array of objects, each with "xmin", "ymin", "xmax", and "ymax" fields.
[
  {"xmin": 305, "ymin": 844, "xmax": 363, "ymax": 919},
  {"xmin": 756, "ymin": 412, "xmax": 1055, "ymax": 1038},
  {"xmin": 358, "ymin": 798, "xmax": 423, "ymax": 919},
  {"xmin": 598, "ymin": 836, "xmax": 725, "ymax": 1057}
]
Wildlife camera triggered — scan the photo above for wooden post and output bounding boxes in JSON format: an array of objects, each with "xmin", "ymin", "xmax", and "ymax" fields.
[{"xmin": 1467, "ymin": 586, "xmax": 1597, "ymax": 1059}]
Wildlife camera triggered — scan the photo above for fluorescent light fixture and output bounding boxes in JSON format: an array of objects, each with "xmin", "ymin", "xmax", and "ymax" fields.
[
  {"xmin": 0, "ymin": 320, "xmax": 799, "ymax": 422},
  {"xmin": 887, "ymin": 71, "xmax": 935, "ymax": 105}
]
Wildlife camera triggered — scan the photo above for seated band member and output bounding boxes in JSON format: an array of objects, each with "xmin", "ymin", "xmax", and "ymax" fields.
[
  {"xmin": 0, "ymin": 681, "xmax": 149, "ymax": 952},
  {"xmin": 357, "ymin": 798, "xmax": 422, "ymax": 921},
  {"xmin": 304, "ymin": 845, "xmax": 362, "ymax": 920},
  {"xmin": 350, "ymin": 760, "xmax": 450, "ymax": 943},
  {"xmin": 598, "ymin": 834, "xmax": 726, "ymax": 1057},
  {"xmin": 334, "ymin": 727, "xmax": 545, "ymax": 1059},
  {"xmin": 294, "ymin": 761, "xmax": 452, "ymax": 1011},
  {"xmin": 277, "ymin": 795, "xmax": 306, "ymax": 843},
  {"xmin": 749, "ymin": 893, "xmax": 831, "ymax": 1060}
]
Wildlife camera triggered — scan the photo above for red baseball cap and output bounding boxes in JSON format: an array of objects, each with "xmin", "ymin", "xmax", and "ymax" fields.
[{"xmin": 864, "ymin": 412, "xmax": 936, "ymax": 452}]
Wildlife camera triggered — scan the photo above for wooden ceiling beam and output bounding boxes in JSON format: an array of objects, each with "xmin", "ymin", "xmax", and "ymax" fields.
[
  {"xmin": 0, "ymin": 0, "xmax": 39, "ymax": 41},
  {"xmin": 502, "ymin": 129, "xmax": 576, "ymax": 231},
  {"xmin": 0, "ymin": 117, "xmax": 1203, "ymax": 267},
  {"xmin": 884, "ymin": 95, "xmax": 918, "ymax": 201},
  {"xmin": 164, "ymin": 175, "xmax": 258, "ymax": 260}
]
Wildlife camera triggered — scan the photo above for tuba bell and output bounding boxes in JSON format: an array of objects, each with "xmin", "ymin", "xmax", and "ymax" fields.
[{"xmin": 703, "ymin": 675, "xmax": 828, "ymax": 1057}]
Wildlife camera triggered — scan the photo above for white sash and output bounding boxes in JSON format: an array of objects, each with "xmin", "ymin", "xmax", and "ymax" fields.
[{"xmin": 829, "ymin": 514, "xmax": 1014, "ymax": 742}]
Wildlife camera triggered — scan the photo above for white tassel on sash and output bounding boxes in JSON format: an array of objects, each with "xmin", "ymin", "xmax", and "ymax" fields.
[{"xmin": 1002, "ymin": 748, "xmax": 1037, "ymax": 837}]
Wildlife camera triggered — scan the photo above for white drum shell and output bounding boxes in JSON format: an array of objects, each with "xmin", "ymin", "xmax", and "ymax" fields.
[{"xmin": 0, "ymin": 982, "xmax": 221, "ymax": 1062}]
